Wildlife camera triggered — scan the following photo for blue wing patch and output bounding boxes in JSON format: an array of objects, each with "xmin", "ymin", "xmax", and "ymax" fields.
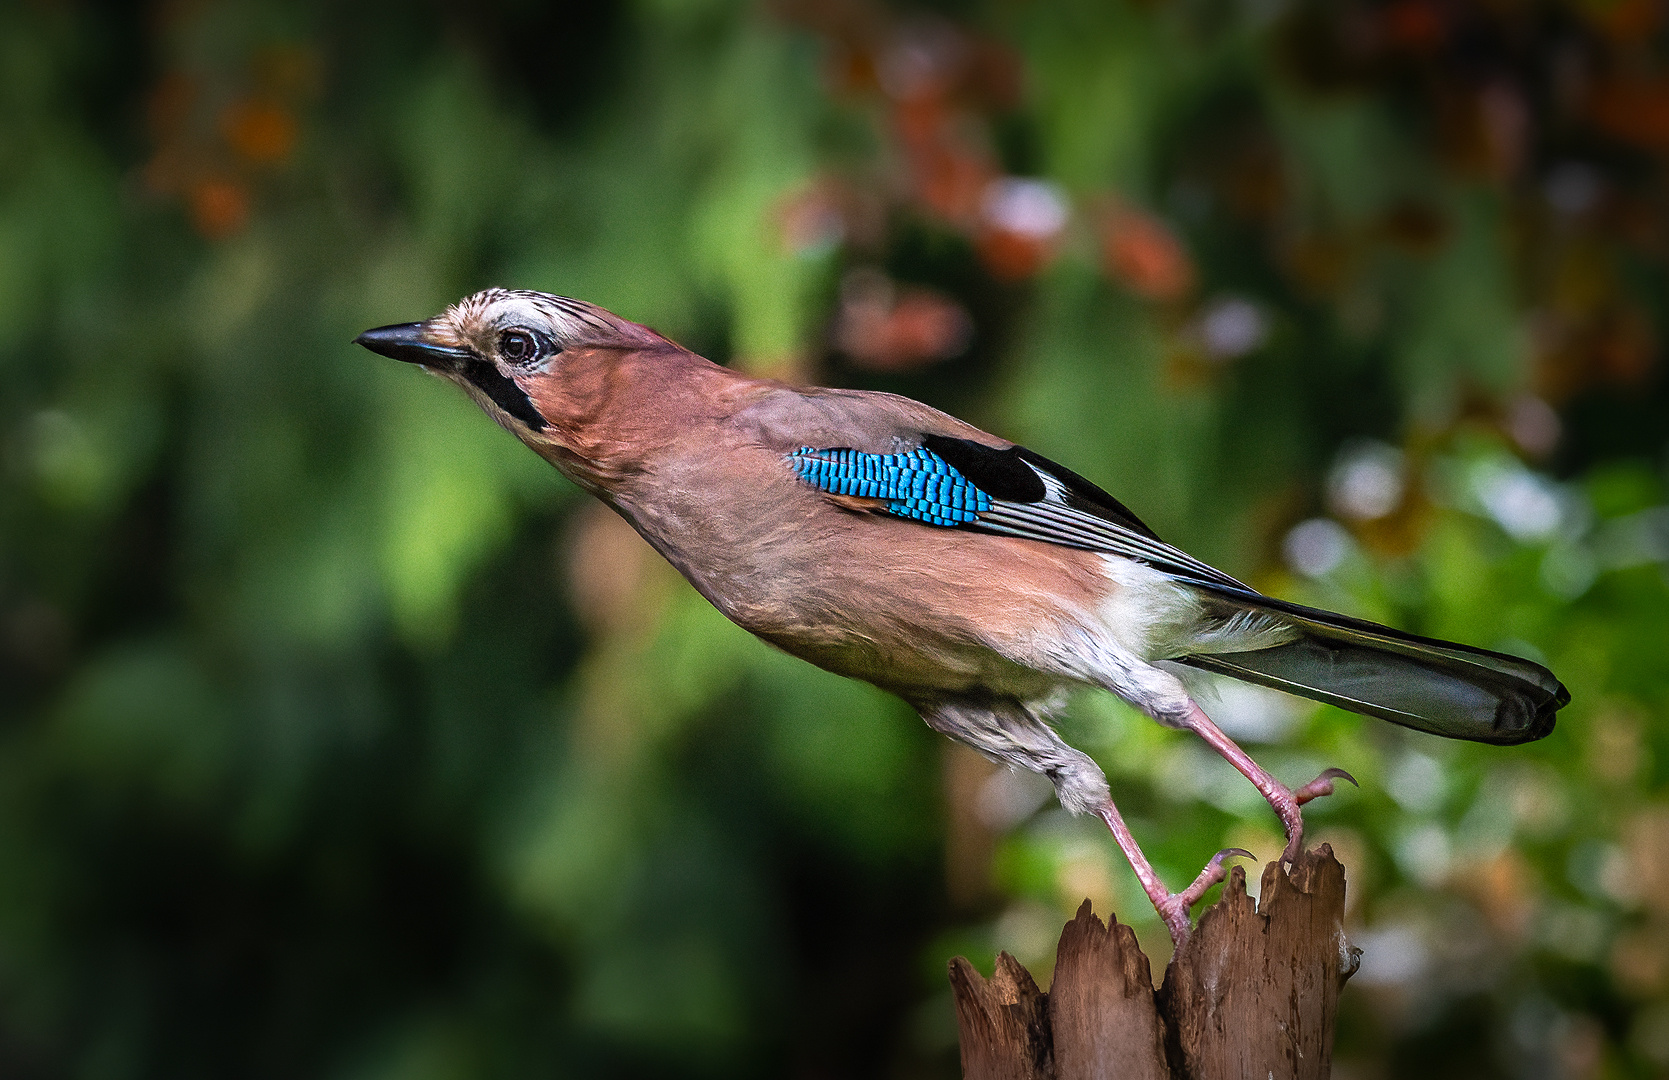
[{"xmin": 790, "ymin": 446, "xmax": 992, "ymax": 527}]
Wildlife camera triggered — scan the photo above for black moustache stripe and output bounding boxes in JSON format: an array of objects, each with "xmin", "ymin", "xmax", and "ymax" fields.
[{"xmin": 463, "ymin": 360, "xmax": 547, "ymax": 431}]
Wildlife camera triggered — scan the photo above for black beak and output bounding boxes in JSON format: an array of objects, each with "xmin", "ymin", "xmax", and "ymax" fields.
[
  {"xmin": 353, "ymin": 322, "xmax": 472, "ymax": 366},
  {"xmin": 355, "ymin": 320, "xmax": 551, "ymax": 432}
]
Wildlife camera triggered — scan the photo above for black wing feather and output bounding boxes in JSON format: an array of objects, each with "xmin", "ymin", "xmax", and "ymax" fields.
[
  {"xmin": 1012, "ymin": 446, "xmax": 1161, "ymax": 540},
  {"xmin": 919, "ymin": 436, "xmax": 1045, "ymax": 501}
]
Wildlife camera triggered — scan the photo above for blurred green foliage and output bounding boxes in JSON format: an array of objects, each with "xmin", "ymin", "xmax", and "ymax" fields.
[{"xmin": 2, "ymin": 0, "xmax": 1668, "ymax": 1077}]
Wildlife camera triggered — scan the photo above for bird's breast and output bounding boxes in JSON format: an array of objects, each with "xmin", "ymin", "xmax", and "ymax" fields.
[{"xmin": 613, "ymin": 471, "xmax": 1116, "ymax": 700}]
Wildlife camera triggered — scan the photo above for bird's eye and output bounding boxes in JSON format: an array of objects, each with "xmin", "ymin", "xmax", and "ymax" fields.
[{"xmin": 499, "ymin": 329, "xmax": 539, "ymax": 363}]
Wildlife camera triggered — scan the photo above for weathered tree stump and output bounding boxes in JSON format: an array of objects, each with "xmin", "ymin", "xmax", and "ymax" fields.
[{"xmin": 950, "ymin": 846, "xmax": 1360, "ymax": 1080}]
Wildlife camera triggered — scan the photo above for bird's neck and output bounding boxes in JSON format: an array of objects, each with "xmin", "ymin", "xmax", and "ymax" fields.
[{"xmin": 523, "ymin": 343, "xmax": 758, "ymax": 494}]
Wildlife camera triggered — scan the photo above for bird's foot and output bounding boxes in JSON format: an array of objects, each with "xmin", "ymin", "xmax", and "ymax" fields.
[
  {"xmin": 1094, "ymin": 800, "xmax": 1252, "ymax": 947},
  {"xmin": 1153, "ymin": 847, "xmax": 1254, "ymax": 945},
  {"xmin": 1272, "ymin": 768, "xmax": 1358, "ymax": 863}
]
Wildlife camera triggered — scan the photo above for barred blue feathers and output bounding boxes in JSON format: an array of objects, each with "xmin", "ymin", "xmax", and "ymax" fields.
[{"xmin": 790, "ymin": 446, "xmax": 992, "ymax": 527}]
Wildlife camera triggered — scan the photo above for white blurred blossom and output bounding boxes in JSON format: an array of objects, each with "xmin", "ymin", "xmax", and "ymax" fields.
[
  {"xmin": 980, "ymin": 178, "xmax": 1069, "ymax": 240},
  {"xmin": 1468, "ymin": 458, "xmax": 1565, "ymax": 541},
  {"xmin": 1395, "ymin": 822, "xmax": 1453, "ymax": 887},
  {"xmin": 1543, "ymin": 161, "xmax": 1604, "ymax": 217},
  {"xmin": 1206, "ymin": 679, "xmax": 1306, "ymax": 743},
  {"xmin": 1387, "ymin": 751, "xmax": 1447, "ymax": 813},
  {"xmin": 1195, "ymin": 296, "xmax": 1267, "ymax": 360},
  {"xmin": 1352, "ymin": 924, "xmax": 1431, "ymax": 987},
  {"xmin": 1283, "ymin": 517, "xmax": 1353, "ymax": 577},
  {"xmin": 1328, "ymin": 440, "xmax": 1406, "ymax": 521}
]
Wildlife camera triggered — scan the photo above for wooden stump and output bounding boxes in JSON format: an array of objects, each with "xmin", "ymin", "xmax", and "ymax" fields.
[{"xmin": 950, "ymin": 846, "xmax": 1361, "ymax": 1080}]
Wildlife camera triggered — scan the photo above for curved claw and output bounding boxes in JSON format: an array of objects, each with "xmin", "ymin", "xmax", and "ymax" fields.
[
  {"xmin": 1319, "ymin": 767, "xmax": 1359, "ymax": 788},
  {"xmin": 1173, "ymin": 847, "xmax": 1255, "ymax": 910},
  {"xmin": 1294, "ymin": 767, "xmax": 1359, "ymax": 806},
  {"xmin": 1150, "ymin": 848, "xmax": 1259, "ymax": 947}
]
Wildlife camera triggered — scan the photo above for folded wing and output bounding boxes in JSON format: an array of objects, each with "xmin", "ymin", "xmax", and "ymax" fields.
[{"xmin": 788, "ymin": 434, "xmax": 1567, "ymax": 744}]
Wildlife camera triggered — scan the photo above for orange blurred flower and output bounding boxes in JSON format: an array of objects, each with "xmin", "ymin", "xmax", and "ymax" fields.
[
  {"xmin": 1580, "ymin": 0, "xmax": 1666, "ymax": 42},
  {"xmin": 1590, "ymin": 76, "xmax": 1669, "ymax": 150},
  {"xmin": 1381, "ymin": 0, "xmax": 1447, "ymax": 52},
  {"xmin": 976, "ymin": 229, "xmax": 1050, "ymax": 281},
  {"xmin": 1099, "ymin": 204, "xmax": 1195, "ymax": 302},
  {"xmin": 189, "ymin": 177, "xmax": 249, "ymax": 239},
  {"xmin": 221, "ymin": 99, "xmax": 297, "ymax": 165},
  {"xmin": 891, "ymin": 95, "xmax": 996, "ymax": 224},
  {"xmin": 911, "ymin": 144, "xmax": 994, "ymax": 225},
  {"xmin": 834, "ymin": 268, "xmax": 972, "ymax": 370}
]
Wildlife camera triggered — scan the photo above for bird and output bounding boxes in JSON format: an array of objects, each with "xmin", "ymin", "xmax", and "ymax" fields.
[{"xmin": 356, "ymin": 288, "xmax": 1568, "ymax": 944}]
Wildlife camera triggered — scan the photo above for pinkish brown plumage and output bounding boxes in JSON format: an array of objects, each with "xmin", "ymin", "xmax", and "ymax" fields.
[{"xmin": 356, "ymin": 288, "xmax": 1566, "ymax": 945}]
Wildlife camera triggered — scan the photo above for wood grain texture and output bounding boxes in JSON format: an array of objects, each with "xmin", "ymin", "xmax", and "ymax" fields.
[
  {"xmin": 948, "ymin": 847, "xmax": 1359, "ymax": 1080},
  {"xmin": 950, "ymin": 952, "xmax": 1054, "ymax": 1080},
  {"xmin": 1158, "ymin": 845, "xmax": 1360, "ymax": 1080},
  {"xmin": 1047, "ymin": 901, "xmax": 1168, "ymax": 1080}
]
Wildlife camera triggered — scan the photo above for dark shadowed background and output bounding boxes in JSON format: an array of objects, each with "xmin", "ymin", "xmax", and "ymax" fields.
[{"xmin": 2, "ymin": 0, "xmax": 1668, "ymax": 1076}]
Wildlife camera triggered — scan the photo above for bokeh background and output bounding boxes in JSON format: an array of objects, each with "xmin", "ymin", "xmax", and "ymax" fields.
[{"xmin": 3, "ymin": 0, "xmax": 1668, "ymax": 1076}]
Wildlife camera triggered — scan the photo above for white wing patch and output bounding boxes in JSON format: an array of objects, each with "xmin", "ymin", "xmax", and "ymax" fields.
[{"xmin": 971, "ymin": 460, "xmax": 1254, "ymax": 594}]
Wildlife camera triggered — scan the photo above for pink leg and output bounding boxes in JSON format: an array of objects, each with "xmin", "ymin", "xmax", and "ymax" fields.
[
  {"xmin": 1178, "ymin": 702, "xmax": 1357, "ymax": 863},
  {"xmin": 1095, "ymin": 797, "xmax": 1250, "ymax": 947}
]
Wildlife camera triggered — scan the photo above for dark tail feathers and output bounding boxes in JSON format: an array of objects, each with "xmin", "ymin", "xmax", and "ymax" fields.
[{"xmin": 1179, "ymin": 587, "xmax": 1567, "ymax": 745}]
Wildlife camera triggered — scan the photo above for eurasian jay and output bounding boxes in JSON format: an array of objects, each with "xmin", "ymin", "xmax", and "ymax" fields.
[{"xmin": 356, "ymin": 289, "xmax": 1567, "ymax": 944}]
